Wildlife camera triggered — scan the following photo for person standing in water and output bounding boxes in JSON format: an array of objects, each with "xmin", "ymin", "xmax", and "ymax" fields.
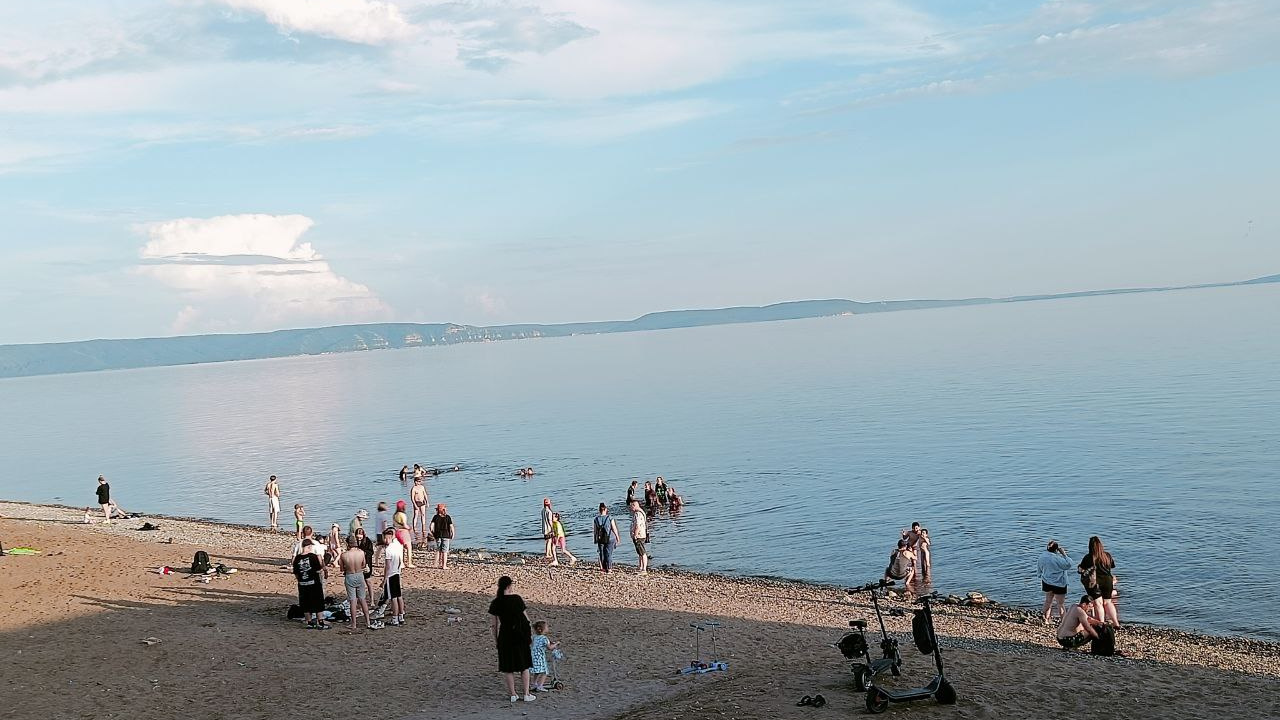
[
  {"xmin": 399, "ymin": 465, "xmax": 409, "ymax": 483},
  {"xmin": 95, "ymin": 475, "xmax": 113, "ymax": 524},
  {"xmin": 410, "ymin": 477, "xmax": 429, "ymax": 544},
  {"xmin": 654, "ymin": 477, "xmax": 669, "ymax": 506},
  {"xmin": 264, "ymin": 475, "xmax": 281, "ymax": 530},
  {"xmin": 626, "ymin": 480, "xmax": 639, "ymax": 506},
  {"xmin": 541, "ymin": 499, "xmax": 557, "ymax": 564}
]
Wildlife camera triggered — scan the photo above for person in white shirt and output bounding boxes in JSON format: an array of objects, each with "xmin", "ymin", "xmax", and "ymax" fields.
[
  {"xmin": 381, "ymin": 528, "xmax": 406, "ymax": 626},
  {"xmin": 1038, "ymin": 540, "xmax": 1075, "ymax": 624},
  {"xmin": 628, "ymin": 500, "xmax": 649, "ymax": 574}
]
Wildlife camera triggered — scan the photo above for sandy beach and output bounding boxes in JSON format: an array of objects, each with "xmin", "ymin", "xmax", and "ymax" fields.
[{"xmin": 1, "ymin": 501, "xmax": 1277, "ymax": 720}]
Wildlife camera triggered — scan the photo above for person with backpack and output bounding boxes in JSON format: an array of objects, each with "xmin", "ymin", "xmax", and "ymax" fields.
[
  {"xmin": 593, "ymin": 503, "xmax": 621, "ymax": 573},
  {"xmin": 1078, "ymin": 535, "xmax": 1120, "ymax": 626}
]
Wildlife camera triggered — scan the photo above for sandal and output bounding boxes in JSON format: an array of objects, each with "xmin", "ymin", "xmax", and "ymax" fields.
[
  {"xmin": 811, "ymin": 694, "xmax": 827, "ymax": 708},
  {"xmin": 797, "ymin": 696, "xmax": 812, "ymax": 706}
]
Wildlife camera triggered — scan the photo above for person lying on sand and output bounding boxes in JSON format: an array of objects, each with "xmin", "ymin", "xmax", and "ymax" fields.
[{"xmin": 1057, "ymin": 595, "xmax": 1105, "ymax": 650}]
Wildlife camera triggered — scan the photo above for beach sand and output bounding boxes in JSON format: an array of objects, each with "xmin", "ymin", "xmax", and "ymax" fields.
[{"xmin": 1, "ymin": 502, "xmax": 1277, "ymax": 720}]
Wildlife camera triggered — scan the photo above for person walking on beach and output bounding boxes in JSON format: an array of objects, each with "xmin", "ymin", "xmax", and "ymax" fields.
[
  {"xmin": 96, "ymin": 476, "xmax": 112, "ymax": 524},
  {"xmin": 381, "ymin": 528, "xmax": 406, "ymax": 626},
  {"xmin": 411, "ymin": 477, "xmax": 429, "ymax": 544},
  {"xmin": 550, "ymin": 512, "xmax": 577, "ymax": 566},
  {"xmin": 264, "ymin": 475, "xmax": 281, "ymax": 530},
  {"xmin": 340, "ymin": 535, "xmax": 378, "ymax": 631},
  {"xmin": 1079, "ymin": 536, "xmax": 1120, "ymax": 627},
  {"xmin": 1038, "ymin": 540, "xmax": 1075, "ymax": 624},
  {"xmin": 593, "ymin": 503, "xmax": 620, "ymax": 573},
  {"xmin": 428, "ymin": 503, "xmax": 455, "ymax": 570},
  {"xmin": 629, "ymin": 499, "xmax": 649, "ymax": 574},
  {"xmin": 293, "ymin": 539, "xmax": 328, "ymax": 629},
  {"xmin": 541, "ymin": 499, "xmax": 557, "ymax": 565},
  {"xmin": 488, "ymin": 575, "xmax": 536, "ymax": 703}
]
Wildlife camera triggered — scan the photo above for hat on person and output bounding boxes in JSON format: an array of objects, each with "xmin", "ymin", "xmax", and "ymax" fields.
[
  {"xmin": 396, "ymin": 499, "xmax": 406, "ymax": 511},
  {"xmin": 355, "ymin": 509, "xmax": 369, "ymax": 520}
]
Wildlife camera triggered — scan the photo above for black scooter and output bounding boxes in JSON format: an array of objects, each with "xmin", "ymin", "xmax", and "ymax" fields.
[
  {"xmin": 836, "ymin": 579, "xmax": 902, "ymax": 691},
  {"xmin": 864, "ymin": 595, "xmax": 957, "ymax": 713}
]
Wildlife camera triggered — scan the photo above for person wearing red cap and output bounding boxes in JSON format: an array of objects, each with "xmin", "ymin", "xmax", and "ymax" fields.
[
  {"xmin": 541, "ymin": 498, "xmax": 556, "ymax": 565},
  {"xmin": 429, "ymin": 503, "xmax": 456, "ymax": 570}
]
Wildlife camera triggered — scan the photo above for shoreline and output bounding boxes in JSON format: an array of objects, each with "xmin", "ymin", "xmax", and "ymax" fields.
[
  {"xmin": 4, "ymin": 499, "xmax": 1278, "ymax": 666},
  {"xmin": 5, "ymin": 499, "xmax": 1275, "ymax": 646}
]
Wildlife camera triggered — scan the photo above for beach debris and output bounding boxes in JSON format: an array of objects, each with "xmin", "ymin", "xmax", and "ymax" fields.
[
  {"xmin": 140, "ymin": 637, "xmax": 162, "ymax": 646},
  {"xmin": 444, "ymin": 607, "xmax": 462, "ymax": 615}
]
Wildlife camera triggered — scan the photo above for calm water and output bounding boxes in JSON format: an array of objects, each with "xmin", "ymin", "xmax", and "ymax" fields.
[{"xmin": 2, "ymin": 286, "xmax": 1278, "ymax": 638}]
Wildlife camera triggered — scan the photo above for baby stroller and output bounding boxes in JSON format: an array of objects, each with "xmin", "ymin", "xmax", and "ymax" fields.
[
  {"xmin": 837, "ymin": 579, "xmax": 903, "ymax": 691},
  {"xmin": 544, "ymin": 647, "xmax": 567, "ymax": 691}
]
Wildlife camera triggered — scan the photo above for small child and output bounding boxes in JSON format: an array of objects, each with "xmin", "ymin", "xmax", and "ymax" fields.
[
  {"xmin": 531, "ymin": 621, "xmax": 559, "ymax": 691},
  {"xmin": 551, "ymin": 513, "xmax": 577, "ymax": 565},
  {"xmin": 294, "ymin": 504, "xmax": 306, "ymax": 540}
]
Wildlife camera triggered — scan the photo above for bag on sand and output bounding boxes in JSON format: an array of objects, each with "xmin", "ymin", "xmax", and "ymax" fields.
[
  {"xmin": 191, "ymin": 550, "xmax": 211, "ymax": 574},
  {"xmin": 1091, "ymin": 624, "xmax": 1117, "ymax": 656}
]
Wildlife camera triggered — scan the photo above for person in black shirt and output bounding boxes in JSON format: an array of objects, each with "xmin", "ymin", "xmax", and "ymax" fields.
[
  {"xmin": 95, "ymin": 476, "xmax": 111, "ymax": 524},
  {"xmin": 293, "ymin": 539, "xmax": 328, "ymax": 629},
  {"xmin": 354, "ymin": 526, "xmax": 376, "ymax": 602},
  {"xmin": 489, "ymin": 575, "xmax": 534, "ymax": 703},
  {"xmin": 428, "ymin": 504, "xmax": 456, "ymax": 570}
]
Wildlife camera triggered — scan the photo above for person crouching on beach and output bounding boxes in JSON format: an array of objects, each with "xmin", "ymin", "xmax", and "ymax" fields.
[
  {"xmin": 1056, "ymin": 595, "xmax": 1104, "ymax": 650},
  {"xmin": 429, "ymin": 503, "xmax": 455, "ymax": 570},
  {"xmin": 883, "ymin": 539, "xmax": 915, "ymax": 587},
  {"xmin": 1038, "ymin": 540, "xmax": 1074, "ymax": 624},
  {"xmin": 593, "ymin": 503, "xmax": 620, "ymax": 572}
]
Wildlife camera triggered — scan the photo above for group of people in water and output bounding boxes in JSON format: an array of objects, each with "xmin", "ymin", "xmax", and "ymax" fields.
[
  {"xmin": 882, "ymin": 522, "xmax": 932, "ymax": 587},
  {"xmin": 1039, "ymin": 535, "xmax": 1121, "ymax": 652}
]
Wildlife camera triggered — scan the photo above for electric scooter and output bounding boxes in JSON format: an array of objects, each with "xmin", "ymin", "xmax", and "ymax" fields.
[
  {"xmin": 864, "ymin": 595, "xmax": 957, "ymax": 713},
  {"xmin": 836, "ymin": 579, "xmax": 903, "ymax": 691}
]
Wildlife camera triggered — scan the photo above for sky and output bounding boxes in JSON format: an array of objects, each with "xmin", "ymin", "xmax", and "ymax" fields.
[{"xmin": 1, "ymin": 0, "xmax": 1278, "ymax": 343}]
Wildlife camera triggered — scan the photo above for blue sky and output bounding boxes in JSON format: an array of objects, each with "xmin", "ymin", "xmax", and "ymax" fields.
[{"xmin": 2, "ymin": 0, "xmax": 1278, "ymax": 343}]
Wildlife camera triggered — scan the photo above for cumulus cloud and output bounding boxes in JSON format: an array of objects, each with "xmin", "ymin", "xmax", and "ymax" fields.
[
  {"xmin": 136, "ymin": 213, "xmax": 390, "ymax": 334},
  {"xmin": 215, "ymin": 0, "xmax": 415, "ymax": 45}
]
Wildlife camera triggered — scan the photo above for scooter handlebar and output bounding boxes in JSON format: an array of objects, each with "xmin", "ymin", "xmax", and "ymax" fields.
[{"xmin": 846, "ymin": 579, "xmax": 895, "ymax": 594}]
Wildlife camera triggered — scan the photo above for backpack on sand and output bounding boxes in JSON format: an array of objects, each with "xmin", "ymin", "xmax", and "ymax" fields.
[
  {"xmin": 1091, "ymin": 624, "xmax": 1117, "ymax": 656},
  {"xmin": 192, "ymin": 550, "xmax": 211, "ymax": 574}
]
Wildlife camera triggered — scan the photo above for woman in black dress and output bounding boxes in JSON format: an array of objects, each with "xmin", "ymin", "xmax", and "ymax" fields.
[
  {"xmin": 1078, "ymin": 535, "xmax": 1119, "ymax": 627},
  {"xmin": 489, "ymin": 575, "xmax": 535, "ymax": 703}
]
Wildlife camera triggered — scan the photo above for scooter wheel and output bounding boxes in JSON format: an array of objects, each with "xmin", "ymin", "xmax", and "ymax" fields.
[
  {"xmin": 936, "ymin": 680, "xmax": 957, "ymax": 705},
  {"xmin": 552, "ymin": 681, "xmax": 566, "ymax": 691},
  {"xmin": 866, "ymin": 689, "xmax": 889, "ymax": 714},
  {"xmin": 890, "ymin": 662, "xmax": 901, "ymax": 678},
  {"xmin": 853, "ymin": 666, "xmax": 868, "ymax": 692}
]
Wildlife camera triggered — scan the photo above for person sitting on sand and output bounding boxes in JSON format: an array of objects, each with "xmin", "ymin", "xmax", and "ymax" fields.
[
  {"xmin": 1056, "ymin": 595, "xmax": 1105, "ymax": 650},
  {"xmin": 428, "ymin": 504, "xmax": 455, "ymax": 570},
  {"xmin": 883, "ymin": 539, "xmax": 916, "ymax": 586},
  {"xmin": 1039, "ymin": 540, "xmax": 1075, "ymax": 624}
]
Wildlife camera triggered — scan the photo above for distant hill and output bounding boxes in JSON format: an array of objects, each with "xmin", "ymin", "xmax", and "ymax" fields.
[{"xmin": 1, "ymin": 273, "xmax": 1276, "ymax": 379}]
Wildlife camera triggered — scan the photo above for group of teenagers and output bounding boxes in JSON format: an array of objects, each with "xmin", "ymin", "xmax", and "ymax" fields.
[{"xmin": 1038, "ymin": 535, "xmax": 1122, "ymax": 653}]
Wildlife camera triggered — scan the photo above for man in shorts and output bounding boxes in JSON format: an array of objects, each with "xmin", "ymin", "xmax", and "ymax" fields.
[
  {"xmin": 382, "ymin": 528, "xmax": 406, "ymax": 626},
  {"xmin": 428, "ymin": 503, "xmax": 455, "ymax": 570},
  {"xmin": 264, "ymin": 475, "xmax": 281, "ymax": 530},
  {"xmin": 340, "ymin": 535, "xmax": 379, "ymax": 631},
  {"xmin": 1057, "ymin": 596, "xmax": 1103, "ymax": 650},
  {"xmin": 628, "ymin": 499, "xmax": 649, "ymax": 574},
  {"xmin": 883, "ymin": 539, "xmax": 916, "ymax": 586},
  {"xmin": 411, "ymin": 477, "xmax": 429, "ymax": 544}
]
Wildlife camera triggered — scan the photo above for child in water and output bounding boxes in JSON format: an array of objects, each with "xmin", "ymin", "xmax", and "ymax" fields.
[{"xmin": 531, "ymin": 621, "xmax": 560, "ymax": 692}]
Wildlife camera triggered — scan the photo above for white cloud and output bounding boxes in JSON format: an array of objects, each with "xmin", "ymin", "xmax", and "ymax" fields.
[
  {"xmin": 215, "ymin": 0, "xmax": 415, "ymax": 45},
  {"xmin": 136, "ymin": 213, "xmax": 390, "ymax": 333}
]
